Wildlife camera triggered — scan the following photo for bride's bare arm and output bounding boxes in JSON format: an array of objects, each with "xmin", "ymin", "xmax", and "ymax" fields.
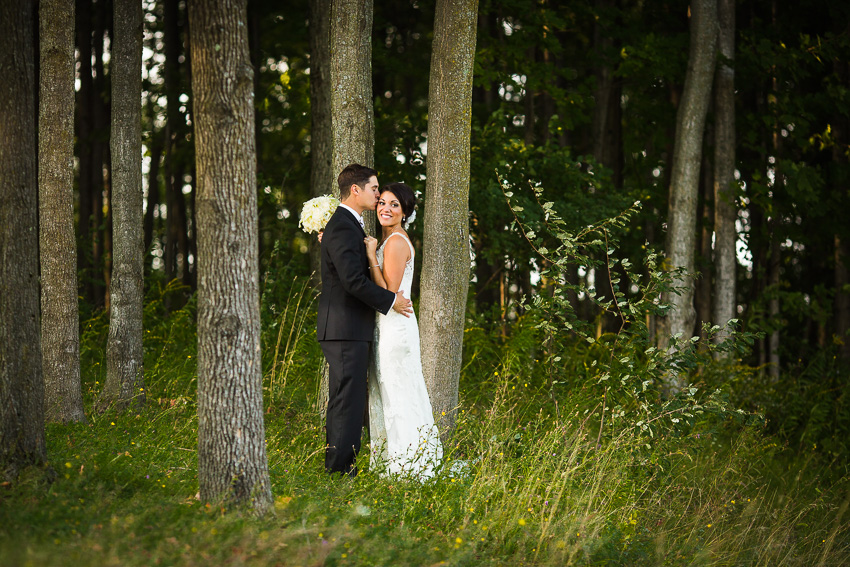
[
  {"xmin": 365, "ymin": 236, "xmax": 409, "ymax": 293},
  {"xmin": 364, "ymin": 236, "xmax": 389, "ymax": 289}
]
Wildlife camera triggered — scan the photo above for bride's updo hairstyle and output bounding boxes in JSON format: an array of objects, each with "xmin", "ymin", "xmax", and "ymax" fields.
[{"xmin": 382, "ymin": 182, "xmax": 416, "ymax": 223}]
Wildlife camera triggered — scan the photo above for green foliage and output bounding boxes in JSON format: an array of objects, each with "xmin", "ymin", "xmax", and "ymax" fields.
[
  {"xmin": 500, "ymin": 172, "xmax": 759, "ymax": 442},
  {"xmin": 5, "ymin": 310, "xmax": 849, "ymax": 566},
  {"xmin": 4, "ymin": 257, "xmax": 850, "ymax": 565},
  {"xmin": 704, "ymin": 344, "xmax": 850, "ymax": 481},
  {"xmin": 13, "ymin": 1, "xmax": 850, "ymax": 562}
]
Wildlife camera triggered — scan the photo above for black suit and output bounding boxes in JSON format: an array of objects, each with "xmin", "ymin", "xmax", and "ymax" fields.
[{"xmin": 317, "ymin": 206, "xmax": 394, "ymax": 476}]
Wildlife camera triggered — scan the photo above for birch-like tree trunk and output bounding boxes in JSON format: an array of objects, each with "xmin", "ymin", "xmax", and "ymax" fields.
[
  {"xmin": 39, "ymin": 0, "xmax": 86, "ymax": 423},
  {"xmin": 660, "ymin": 0, "xmax": 717, "ymax": 382},
  {"xmin": 712, "ymin": 0, "xmax": 737, "ymax": 354},
  {"xmin": 100, "ymin": 0, "xmax": 145, "ymax": 411},
  {"xmin": 420, "ymin": 0, "xmax": 479, "ymax": 435},
  {"xmin": 1, "ymin": 0, "xmax": 46, "ymax": 476},
  {"xmin": 189, "ymin": 0, "xmax": 272, "ymax": 513}
]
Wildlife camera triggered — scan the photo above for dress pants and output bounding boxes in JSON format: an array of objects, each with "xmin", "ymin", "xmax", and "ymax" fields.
[{"xmin": 320, "ymin": 340, "xmax": 370, "ymax": 476}]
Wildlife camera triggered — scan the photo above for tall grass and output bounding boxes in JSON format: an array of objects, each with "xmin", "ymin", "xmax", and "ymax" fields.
[{"xmin": 1, "ymin": 267, "xmax": 848, "ymax": 566}]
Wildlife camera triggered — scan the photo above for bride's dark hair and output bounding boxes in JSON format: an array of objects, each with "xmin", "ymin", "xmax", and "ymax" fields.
[{"xmin": 382, "ymin": 182, "xmax": 416, "ymax": 221}]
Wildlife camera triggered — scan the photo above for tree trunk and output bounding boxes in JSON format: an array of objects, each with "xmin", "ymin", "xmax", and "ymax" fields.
[
  {"xmin": 76, "ymin": 0, "xmax": 94, "ymax": 299},
  {"xmin": 712, "ymin": 0, "xmax": 736, "ymax": 353},
  {"xmin": 330, "ymin": 0, "xmax": 375, "ymax": 230},
  {"xmin": 164, "ymin": 0, "xmax": 189, "ymax": 286},
  {"xmin": 309, "ymin": 0, "xmax": 332, "ymax": 288},
  {"xmin": 247, "ymin": 0, "xmax": 261, "ymax": 171},
  {"xmin": 320, "ymin": 0, "xmax": 376, "ymax": 418},
  {"xmin": 420, "ymin": 0, "xmax": 479, "ymax": 436},
  {"xmin": 91, "ymin": 2, "xmax": 109, "ymax": 307},
  {"xmin": 768, "ymin": 224, "xmax": 781, "ymax": 378},
  {"xmin": 591, "ymin": 0, "xmax": 623, "ymax": 335},
  {"xmin": 592, "ymin": 0, "xmax": 622, "ymax": 187},
  {"xmin": 833, "ymin": 56, "xmax": 850, "ymax": 361},
  {"xmin": 696, "ymin": 128, "xmax": 713, "ymax": 344},
  {"xmin": 144, "ymin": 125, "xmax": 163, "ymax": 260},
  {"xmin": 523, "ymin": 46, "xmax": 536, "ymax": 146},
  {"xmin": 100, "ymin": 0, "xmax": 145, "ymax": 411},
  {"xmin": 836, "ymin": 236, "xmax": 850, "ymax": 360},
  {"xmin": 660, "ymin": 0, "xmax": 717, "ymax": 383},
  {"xmin": 750, "ymin": 186, "xmax": 768, "ymax": 370},
  {"xmin": 39, "ymin": 0, "xmax": 86, "ymax": 423},
  {"xmin": 0, "ymin": 0, "xmax": 47, "ymax": 477},
  {"xmin": 766, "ymin": 0, "xmax": 782, "ymax": 379},
  {"xmin": 473, "ymin": 236, "xmax": 500, "ymax": 314},
  {"xmin": 189, "ymin": 0, "xmax": 272, "ymax": 513}
]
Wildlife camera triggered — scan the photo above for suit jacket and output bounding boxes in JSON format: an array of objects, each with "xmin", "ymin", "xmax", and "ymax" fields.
[{"xmin": 317, "ymin": 207, "xmax": 395, "ymax": 341}]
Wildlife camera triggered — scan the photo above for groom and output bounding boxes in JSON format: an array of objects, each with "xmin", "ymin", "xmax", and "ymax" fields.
[{"xmin": 317, "ymin": 163, "xmax": 412, "ymax": 476}]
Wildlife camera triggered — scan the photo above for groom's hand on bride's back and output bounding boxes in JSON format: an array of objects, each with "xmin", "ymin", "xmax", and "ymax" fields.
[{"xmin": 392, "ymin": 291, "xmax": 413, "ymax": 318}]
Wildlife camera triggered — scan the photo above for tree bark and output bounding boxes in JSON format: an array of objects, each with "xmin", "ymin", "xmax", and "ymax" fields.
[
  {"xmin": 330, "ymin": 0, "xmax": 375, "ymax": 230},
  {"xmin": 696, "ymin": 127, "xmax": 713, "ymax": 343},
  {"xmin": 767, "ymin": 223, "xmax": 781, "ymax": 378},
  {"xmin": 712, "ymin": 0, "xmax": 736, "ymax": 353},
  {"xmin": 767, "ymin": 0, "xmax": 782, "ymax": 380},
  {"xmin": 320, "ymin": 0, "xmax": 375, "ymax": 418},
  {"xmin": 523, "ymin": 46, "xmax": 536, "ymax": 146},
  {"xmin": 189, "ymin": 0, "xmax": 272, "ymax": 513},
  {"xmin": 100, "ymin": 0, "xmax": 145, "ymax": 411},
  {"xmin": 75, "ymin": 0, "xmax": 94, "ymax": 299},
  {"xmin": 144, "ymin": 125, "xmax": 163, "ymax": 261},
  {"xmin": 591, "ymin": 0, "xmax": 623, "ymax": 335},
  {"xmin": 1, "ymin": 0, "xmax": 47, "ymax": 477},
  {"xmin": 91, "ymin": 1, "xmax": 110, "ymax": 307},
  {"xmin": 660, "ymin": 0, "xmax": 717, "ymax": 382},
  {"xmin": 592, "ymin": 0, "xmax": 623, "ymax": 187},
  {"xmin": 420, "ymin": 0, "xmax": 479, "ymax": 436},
  {"xmin": 39, "ymin": 0, "xmax": 86, "ymax": 423},
  {"xmin": 309, "ymin": 0, "xmax": 332, "ymax": 287},
  {"xmin": 164, "ymin": 0, "xmax": 190, "ymax": 286}
]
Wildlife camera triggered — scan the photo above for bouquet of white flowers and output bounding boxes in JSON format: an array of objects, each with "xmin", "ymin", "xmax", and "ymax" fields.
[{"xmin": 298, "ymin": 195, "xmax": 340, "ymax": 234}]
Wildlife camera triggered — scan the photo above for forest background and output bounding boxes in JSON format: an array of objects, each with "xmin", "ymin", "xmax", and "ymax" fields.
[{"xmin": 2, "ymin": 0, "xmax": 850, "ymax": 565}]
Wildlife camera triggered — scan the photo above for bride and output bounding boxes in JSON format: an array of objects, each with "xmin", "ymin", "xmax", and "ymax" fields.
[{"xmin": 363, "ymin": 182, "xmax": 443, "ymax": 478}]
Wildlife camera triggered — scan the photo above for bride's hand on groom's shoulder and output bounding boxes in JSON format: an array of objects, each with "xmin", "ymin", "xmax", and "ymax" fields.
[{"xmin": 317, "ymin": 231, "xmax": 324, "ymax": 243}]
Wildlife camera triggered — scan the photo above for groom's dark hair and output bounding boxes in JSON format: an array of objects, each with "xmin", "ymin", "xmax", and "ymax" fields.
[{"xmin": 338, "ymin": 164, "xmax": 378, "ymax": 200}]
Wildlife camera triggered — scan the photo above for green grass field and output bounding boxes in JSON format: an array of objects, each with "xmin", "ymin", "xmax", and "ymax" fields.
[{"xmin": 1, "ymin": 277, "xmax": 848, "ymax": 566}]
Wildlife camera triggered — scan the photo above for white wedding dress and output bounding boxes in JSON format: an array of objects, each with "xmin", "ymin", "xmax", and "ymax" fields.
[{"xmin": 368, "ymin": 232, "xmax": 443, "ymax": 479}]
